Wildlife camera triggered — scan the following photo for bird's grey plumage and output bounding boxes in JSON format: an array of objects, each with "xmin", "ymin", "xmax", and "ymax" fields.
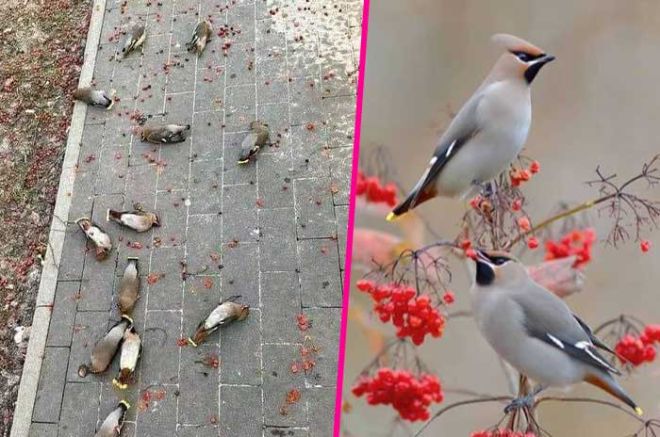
[
  {"xmin": 140, "ymin": 124, "xmax": 190, "ymax": 144},
  {"xmin": 238, "ymin": 121, "xmax": 270, "ymax": 164},
  {"xmin": 389, "ymin": 34, "xmax": 555, "ymax": 220},
  {"xmin": 76, "ymin": 217, "xmax": 112, "ymax": 260},
  {"xmin": 107, "ymin": 209, "xmax": 160, "ymax": 232},
  {"xmin": 470, "ymin": 251, "xmax": 640, "ymax": 414},
  {"xmin": 73, "ymin": 87, "xmax": 113, "ymax": 109},
  {"xmin": 95, "ymin": 401, "xmax": 129, "ymax": 437},
  {"xmin": 186, "ymin": 20, "xmax": 212, "ymax": 54},
  {"xmin": 121, "ymin": 23, "xmax": 146, "ymax": 58},
  {"xmin": 78, "ymin": 316, "xmax": 132, "ymax": 376},
  {"xmin": 117, "ymin": 258, "xmax": 140, "ymax": 314}
]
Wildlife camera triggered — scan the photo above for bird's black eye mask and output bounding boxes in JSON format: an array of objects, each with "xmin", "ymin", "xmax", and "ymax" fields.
[
  {"xmin": 475, "ymin": 252, "xmax": 511, "ymax": 285},
  {"xmin": 510, "ymin": 51, "xmax": 545, "ymax": 62}
]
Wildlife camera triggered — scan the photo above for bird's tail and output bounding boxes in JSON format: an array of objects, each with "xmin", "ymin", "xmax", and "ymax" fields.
[
  {"xmin": 585, "ymin": 372, "xmax": 643, "ymax": 416},
  {"xmin": 386, "ymin": 185, "xmax": 437, "ymax": 222}
]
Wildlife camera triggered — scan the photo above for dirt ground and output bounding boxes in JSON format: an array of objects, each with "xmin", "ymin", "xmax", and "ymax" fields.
[{"xmin": 0, "ymin": 0, "xmax": 90, "ymax": 433}]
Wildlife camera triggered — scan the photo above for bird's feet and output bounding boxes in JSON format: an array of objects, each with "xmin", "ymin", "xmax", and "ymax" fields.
[{"xmin": 503, "ymin": 393, "xmax": 535, "ymax": 414}]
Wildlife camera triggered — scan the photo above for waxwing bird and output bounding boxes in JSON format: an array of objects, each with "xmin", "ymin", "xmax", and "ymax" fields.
[
  {"xmin": 112, "ymin": 326, "xmax": 141, "ymax": 390},
  {"xmin": 107, "ymin": 208, "xmax": 160, "ymax": 232},
  {"xmin": 140, "ymin": 124, "xmax": 191, "ymax": 144},
  {"xmin": 78, "ymin": 315, "xmax": 132, "ymax": 377},
  {"xmin": 387, "ymin": 34, "xmax": 555, "ymax": 221},
  {"xmin": 186, "ymin": 20, "xmax": 213, "ymax": 55},
  {"xmin": 76, "ymin": 217, "xmax": 112, "ymax": 261},
  {"xmin": 237, "ymin": 120, "xmax": 270, "ymax": 164},
  {"xmin": 468, "ymin": 249, "xmax": 642, "ymax": 416},
  {"xmin": 73, "ymin": 87, "xmax": 114, "ymax": 109},
  {"xmin": 95, "ymin": 400, "xmax": 130, "ymax": 437},
  {"xmin": 117, "ymin": 257, "xmax": 140, "ymax": 314},
  {"xmin": 120, "ymin": 23, "xmax": 146, "ymax": 58},
  {"xmin": 188, "ymin": 296, "xmax": 250, "ymax": 347}
]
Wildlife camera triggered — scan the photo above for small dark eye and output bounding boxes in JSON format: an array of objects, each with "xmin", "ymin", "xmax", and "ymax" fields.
[
  {"xmin": 512, "ymin": 51, "xmax": 532, "ymax": 62},
  {"xmin": 491, "ymin": 256, "xmax": 509, "ymax": 266}
]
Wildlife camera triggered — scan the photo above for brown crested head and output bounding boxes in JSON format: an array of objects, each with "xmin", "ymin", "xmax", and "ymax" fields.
[{"xmin": 490, "ymin": 33, "xmax": 555, "ymax": 84}]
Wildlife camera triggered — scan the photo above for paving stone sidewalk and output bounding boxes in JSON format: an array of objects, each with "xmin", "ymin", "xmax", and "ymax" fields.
[{"xmin": 27, "ymin": 0, "xmax": 360, "ymax": 435}]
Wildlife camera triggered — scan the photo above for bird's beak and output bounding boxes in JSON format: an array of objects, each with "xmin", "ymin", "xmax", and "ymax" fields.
[
  {"xmin": 536, "ymin": 54, "xmax": 555, "ymax": 65},
  {"xmin": 524, "ymin": 54, "xmax": 555, "ymax": 83}
]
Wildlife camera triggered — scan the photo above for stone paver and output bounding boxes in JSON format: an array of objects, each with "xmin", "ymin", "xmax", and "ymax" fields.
[{"xmin": 27, "ymin": 0, "xmax": 361, "ymax": 435}]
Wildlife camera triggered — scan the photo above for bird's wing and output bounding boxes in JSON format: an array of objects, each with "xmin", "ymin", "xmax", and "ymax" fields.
[
  {"xmin": 513, "ymin": 284, "xmax": 621, "ymax": 375},
  {"xmin": 406, "ymin": 93, "xmax": 484, "ymax": 209},
  {"xmin": 573, "ymin": 313, "xmax": 619, "ymax": 357}
]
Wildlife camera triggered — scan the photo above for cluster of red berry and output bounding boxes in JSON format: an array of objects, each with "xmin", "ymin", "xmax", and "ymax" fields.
[
  {"xmin": 471, "ymin": 430, "xmax": 537, "ymax": 437},
  {"xmin": 615, "ymin": 325, "xmax": 660, "ymax": 366},
  {"xmin": 509, "ymin": 160, "xmax": 540, "ymax": 187},
  {"xmin": 356, "ymin": 280, "xmax": 445, "ymax": 345},
  {"xmin": 351, "ymin": 368, "xmax": 443, "ymax": 421},
  {"xmin": 544, "ymin": 228, "xmax": 596, "ymax": 269},
  {"xmin": 356, "ymin": 170, "xmax": 398, "ymax": 207}
]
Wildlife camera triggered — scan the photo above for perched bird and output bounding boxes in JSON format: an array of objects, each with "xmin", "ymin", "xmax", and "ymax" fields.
[
  {"xmin": 140, "ymin": 124, "xmax": 191, "ymax": 144},
  {"xmin": 469, "ymin": 249, "xmax": 642, "ymax": 416},
  {"xmin": 188, "ymin": 296, "xmax": 250, "ymax": 347},
  {"xmin": 237, "ymin": 121, "xmax": 270, "ymax": 164},
  {"xmin": 73, "ymin": 87, "xmax": 114, "ymax": 109},
  {"xmin": 186, "ymin": 20, "xmax": 213, "ymax": 55},
  {"xmin": 117, "ymin": 257, "xmax": 140, "ymax": 314},
  {"xmin": 112, "ymin": 326, "xmax": 141, "ymax": 390},
  {"xmin": 120, "ymin": 23, "xmax": 146, "ymax": 58},
  {"xmin": 107, "ymin": 208, "xmax": 160, "ymax": 232},
  {"xmin": 95, "ymin": 400, "xmax": 130, "ymax": 437},
  {"xmin": 387, "ymin": 34, "xmax": 555, "ymax": 221},
  {"xmin": 78, "ymin": 316, "xmax": 132, "ymax": 377},
  {"xmin": 76, "ymin": 217, "xmax": 112, "ymax": 261}
]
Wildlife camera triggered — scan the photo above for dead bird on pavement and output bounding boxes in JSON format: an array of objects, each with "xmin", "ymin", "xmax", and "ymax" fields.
[
  {"xmin": 76, "ymin": 217, "xmax": 112, "ymax": 261},
  {"xmin": 112, "ymin": 326, "xmax": 141, "ymax": 390},
  {"xmin": 95, "ymin": 400, "xmax": 130, "ymax": 437},
  {"xmin": 188, "ymin": 296, "xmax": 250, "ymax": 347},
  {"xmin": 237, "ymin": 121, "xmax": 270, "ymax": 164},
  {"xmin": 78, "ymin": 315, "xmax": 133, "ymax": 377},
  {"xmin": 119, "ymin": 23, "xmax": 146, "ymax": 58},
  {"xmin": 107, "ymin": 207, "xmax": 160, "ymax": 232},
  {"xmin": 73, "ymin": 87, "xmax": 114, "ymax": 109},
  {"xmin": 117, "ymin": 258, "xmax": 140, "ymax": 314},
  {"xmin": 140, "ymin": 124, "xmax": 191, "ymax": 144},
  {"xmin": 186, "ymin": 20, "xmax": 213, "ymax": 55}
]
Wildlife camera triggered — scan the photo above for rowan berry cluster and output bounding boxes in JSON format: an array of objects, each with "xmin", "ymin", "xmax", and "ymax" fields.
[
  {"xmin": 351, "ymin": 368, "xmax": 443, "ymax": 421},
  {"xmin": 356, "ymin": 280, "xmax": 445, "ymax": 345},
  {"xmin": 615, "ymin": 325, "xmax": 660, "ymax": 366},
  {"xmin": 544, "ymin": 228, "xmax": 596, "ymax": 268},
  {"xmin": 509, "ymin": 160, "xmax": 540, "ymax": 187},
  {"xmin": 356, "ymin": 170, "xmax": 398, "ymax": 207}
]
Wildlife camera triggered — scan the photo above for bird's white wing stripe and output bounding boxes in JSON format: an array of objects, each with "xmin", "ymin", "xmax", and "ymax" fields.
[
  {"xmin": 546, "ymin": 333, "xmax": 565, "ymax": 349},
  {"xmin": 575, "ymin": 341, "xmax": 614, "ymax": 370},
  {"xmin": 445, "ymin": 140, "xmax": 457, "ymax": 158}
]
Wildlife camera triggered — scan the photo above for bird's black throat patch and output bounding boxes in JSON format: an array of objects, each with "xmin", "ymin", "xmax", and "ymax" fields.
[{"xmin": 476, "ymin": 261, "xmax": 495, "ymax": 285}]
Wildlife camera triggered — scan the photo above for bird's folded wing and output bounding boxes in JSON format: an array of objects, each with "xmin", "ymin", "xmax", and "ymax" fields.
[
  {"xmin": 408, "ymin": 94, "xmax": 484, "ymax": 208},
  {"xmin": 513, "ymin": 287, "xmax": 620, "ymax": 375}
]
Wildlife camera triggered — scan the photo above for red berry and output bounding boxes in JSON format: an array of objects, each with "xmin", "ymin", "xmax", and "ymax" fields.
[
  {"xmin": 442, "ymin": 291, "xmax": 455, "ymax": 304},
  {"xmin": 641, "ymin": 240, "xmax": 651, "ymax": 253},
  {"xmin": 529, "ymin": 160, "xmax": 541, "ymax": 174},
  {"xmin": 527, "ymin": 236, "xmax": 539, "ymax": 249},
  {"xmin": 517, "ymin": 217, "xmax": 531, "ymax": 232}
]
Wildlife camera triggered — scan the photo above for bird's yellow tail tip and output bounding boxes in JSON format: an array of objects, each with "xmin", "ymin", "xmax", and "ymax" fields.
[
  {"xmin": 385, "ymin": 212, "xmax": 396, "ymax": 222},
  {"xmin": 635, "ymin": 406, "xmax": 644, "ymax": 416}
]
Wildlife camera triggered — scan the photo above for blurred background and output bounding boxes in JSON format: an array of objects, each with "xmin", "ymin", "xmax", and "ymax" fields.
[{"xmin": 343, "ymin": 0, "xmax": 660, "ymax": 435}]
